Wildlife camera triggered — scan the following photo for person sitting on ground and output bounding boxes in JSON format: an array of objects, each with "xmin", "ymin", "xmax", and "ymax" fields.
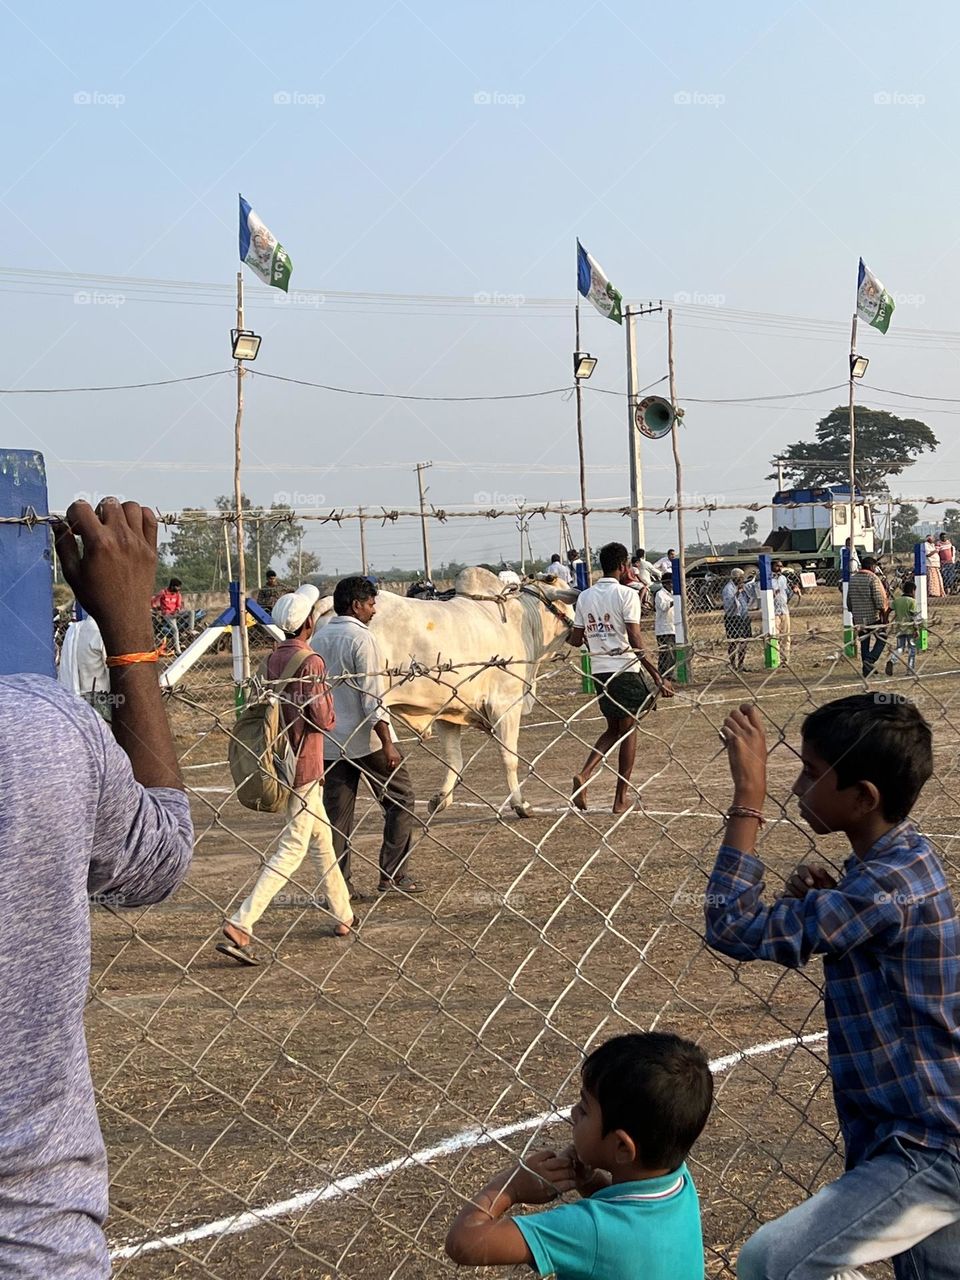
[
  {"xmin": 217, "ymin": 584, "xmax": 354, "ymax": 965},
  {"xmin": 706, "ymin": 695, "xmax": 960, "ymax": 1278},
  {"xmin": 567, "ymin": 541, "xmax": 673, "ymax": 814},
  {"xmin": 3, "ymin": 497, "xmax": 194, "ymax": 1277},
  {"xmin": 886, "ymin": 577, "xmax": 919, "ymax": 677},
  {"xmin": 445, "ymin": 1032, "xmax": 713, "ymax": 1278}
]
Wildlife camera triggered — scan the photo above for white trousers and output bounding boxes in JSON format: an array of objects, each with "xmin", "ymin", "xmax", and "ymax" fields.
[
  {"xmin": 230, "ymin": 780, "xmax": 352, "ymax": 931},
  {"xmin": 775, "ymin": 611, "xmax": 791, "ymax": 663}
]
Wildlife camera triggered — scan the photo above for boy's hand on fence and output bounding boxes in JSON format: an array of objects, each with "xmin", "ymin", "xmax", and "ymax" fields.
[
  {"xmin": 721, "ymin": 703, "xmax": 767, "ymax": 810},
  {"xmin": 658, "ymin": 678, "xmax": 675, "ymax": 699},
  {"xmin": 782, "ymin": 863, "xmax": 838, "ymax": 899},
  {"xmin": 504, "ymin": 1150, "xmax": 576, "ymax": 1204}
]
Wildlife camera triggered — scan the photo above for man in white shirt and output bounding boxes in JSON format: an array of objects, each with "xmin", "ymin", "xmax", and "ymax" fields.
[
  {"xmin": 58, "ymin": 613, "xmax": 112, "ymax": 720},
  {"xmin": 653, "ymin": 548, "xmax": 676, "ymax": 575},
  {"xmin": 546, "ymin": 553, "xmax": 572, "ymax": 585},
  {"xmin": 771, "ymin": 559, "xmax": 801, "ymax": 665},
  {"xmin": 653, "ymin": 572, "xmax": 676, "ymax": 677},
  {"xmin": 313, "ymin": 576, "xmax": 421, "ymax": 896},
  {"xmin": 567, "ymin": 542, "xmax": 673, "ymax": 814},
  {"xmin": 631, "ymin": 549, "xmax": 659, "ymax": 590}
]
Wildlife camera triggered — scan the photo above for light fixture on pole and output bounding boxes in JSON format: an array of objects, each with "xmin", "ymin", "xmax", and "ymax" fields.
[
  {"xmin": 850, "ymin": 352, "xmax": 869, "ymax": 379},
  {"xmin": 573, "ymin": 350, "xmax": 597, "ymax": 380},
  {"xmin": 231, "ymin": 328, "xmax": 262, "ymax": 362}
]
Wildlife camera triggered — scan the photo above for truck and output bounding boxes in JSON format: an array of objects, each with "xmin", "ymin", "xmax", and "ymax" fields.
[{"xmin": 683, "ymin": 484, "xmax": 875, "ymax": 609}]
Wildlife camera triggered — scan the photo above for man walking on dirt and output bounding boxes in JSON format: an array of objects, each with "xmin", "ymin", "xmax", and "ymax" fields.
[
  {"xmin": 567, "ymin": 542, "xmax": 673, "ymax": 814},
  {"xmin": 848, "ymin": 555, "xmax": 890, "ymax": 677},
  {"xmin": 314, "ymin": 576, "xmax": 422, "ymax": 896},
  {"xmin": 217, "ymin": 584, "xmax": 354, "ymax": 965}
]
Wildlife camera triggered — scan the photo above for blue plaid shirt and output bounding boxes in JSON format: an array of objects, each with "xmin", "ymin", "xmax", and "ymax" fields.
[{"xmin": 706, "ymin": 822, "xmax": 960, "ymax": 1168}]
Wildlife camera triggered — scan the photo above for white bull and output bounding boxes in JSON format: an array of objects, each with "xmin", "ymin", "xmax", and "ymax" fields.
[{"xmin": 312, "ymin": 568, "xmax": 578, "ymax": 817}]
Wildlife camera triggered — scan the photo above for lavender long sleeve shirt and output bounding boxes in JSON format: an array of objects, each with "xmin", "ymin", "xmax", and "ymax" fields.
[{"xmin": 0, "ymin": 675, "xmax": 193, "ymax": 1277}]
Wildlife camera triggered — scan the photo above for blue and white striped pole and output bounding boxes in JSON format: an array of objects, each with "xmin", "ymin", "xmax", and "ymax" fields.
[
  {"xmin": 758, "ymin": 554, "xmax": 778, "ymax": 669},
  {"xmin": 671, "ymin": 557, "xmax": 689, "ymax": 683},
  {"xmin": 914, "ymin": 542, "xmax": 929, "ymax": 652},
  {"xmin": 841, "ymin": 547, "xmax": 856, "ymax": 658}
]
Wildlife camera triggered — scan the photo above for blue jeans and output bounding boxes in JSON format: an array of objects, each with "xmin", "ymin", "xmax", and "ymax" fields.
[
  {"xmin": 858, "ymin": 626, "xmax": 886, "ymax": 676},
  {"xmin": 160, "ymin": 614, "xmax": 181, "ymax": 655},
  {"xmin": 737, "ymin": 1138, "xmax": 960, "ymax": 1280}
]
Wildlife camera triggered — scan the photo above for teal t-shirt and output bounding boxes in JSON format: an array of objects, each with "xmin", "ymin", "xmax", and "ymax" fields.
[{"xmin": 513, "ymin": 1165, "xmax": 703, "ymax": 1279}]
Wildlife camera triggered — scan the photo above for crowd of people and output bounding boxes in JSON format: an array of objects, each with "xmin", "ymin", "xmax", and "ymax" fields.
[{"xmin": 19, "ymin": 508, "xmax": 960, "ymax": 1278}]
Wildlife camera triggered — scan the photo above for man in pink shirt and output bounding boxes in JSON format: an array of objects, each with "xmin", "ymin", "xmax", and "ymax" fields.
[
  {"xmin": 937, "ymin": 532, "xmax": 955, "ymax": 594},
  {"xmin": 217, "ymin": 585, "xmax": 354, "ymax": 964}
]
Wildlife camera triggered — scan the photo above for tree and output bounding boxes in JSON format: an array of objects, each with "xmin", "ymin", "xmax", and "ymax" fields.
[
  {"xmin": 941, "ymin": 508, "xmax": 960, "ymax": 536},
  {"xmin": 163, "ymin": 507, "xmax": 228, "ymax": 591},
  {"xmin": 769, "ymin": 407, "xmax": 938, "ymax": 495},
  {"xmin": 891, "ymin": 503, "xmax": 919, "ymax": 553},
  {"xmin": 162, "ymin": 494, "xmax": 307, "ymax": 590},
  {"xmin": 740, "ymin": 515, "xmax": 758, "ymax": 541}
]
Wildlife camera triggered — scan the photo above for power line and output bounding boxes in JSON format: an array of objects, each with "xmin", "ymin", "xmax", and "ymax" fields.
[{"xmin": 0, "ymin": 370, "xmax": 231, "ymax": 394}]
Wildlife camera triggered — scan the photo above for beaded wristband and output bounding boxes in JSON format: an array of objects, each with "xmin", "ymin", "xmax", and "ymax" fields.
[{"xmin": 726, "ymin": 805, "xmax": 765, "ymax": 826}]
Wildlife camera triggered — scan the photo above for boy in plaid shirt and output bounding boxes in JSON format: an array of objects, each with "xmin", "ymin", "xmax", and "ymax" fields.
[{"xmin": 706, "ymin": 693, "xmax": 960, "ymax": 1278}]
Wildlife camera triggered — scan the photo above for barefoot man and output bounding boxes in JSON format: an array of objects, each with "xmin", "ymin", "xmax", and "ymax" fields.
[{"xmin": 568, "ymin": 542, "xmax": 673, "ymax": 813}]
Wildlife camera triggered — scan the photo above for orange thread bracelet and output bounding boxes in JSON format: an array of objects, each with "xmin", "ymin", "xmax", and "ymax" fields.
[{"xmin": 105, "ymin": 643, "xmax": 167, "ymax": 668}]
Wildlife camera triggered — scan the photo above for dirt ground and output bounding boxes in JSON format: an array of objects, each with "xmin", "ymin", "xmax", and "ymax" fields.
[{"xmin": 94, "ymin": 602, "xmax": 960, "ymax": 1279}]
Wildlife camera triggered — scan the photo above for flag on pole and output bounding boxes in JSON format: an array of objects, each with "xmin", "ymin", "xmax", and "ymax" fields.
[
  {"xmin": 856, "ymin": 258, "xmax": 894, "ymax": 334},
  {"xmin": 577, "ymin": 240, "xmax": 623, "ymax": 324},
  {"xmin": 239, "ymin": 195, "xmax": 292, "ymax": 292}
]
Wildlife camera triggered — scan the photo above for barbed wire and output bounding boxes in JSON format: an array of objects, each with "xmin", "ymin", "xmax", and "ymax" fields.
[{"xmin": 7, "ymin": 495, "xmax": 960, "ymax": 528}]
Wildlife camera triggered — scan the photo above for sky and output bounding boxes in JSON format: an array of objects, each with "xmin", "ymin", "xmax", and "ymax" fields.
[{"xmin": 4, "ymin": 0, "xmax": 960, "ymax": 576}]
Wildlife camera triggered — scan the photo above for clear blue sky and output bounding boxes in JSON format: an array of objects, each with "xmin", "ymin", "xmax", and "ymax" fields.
[{"xmin": 3, "ymin": 0, "xmax": 960, "ymax": 572}]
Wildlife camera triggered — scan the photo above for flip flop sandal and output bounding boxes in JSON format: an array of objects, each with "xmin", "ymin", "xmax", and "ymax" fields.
[
  {"xmin": 377, "ymin": 875, "xmax": 424, "ymax": 895},
  {"xmin": 215, "ymin": 938, "xmax": 260, "ymax": 966}
]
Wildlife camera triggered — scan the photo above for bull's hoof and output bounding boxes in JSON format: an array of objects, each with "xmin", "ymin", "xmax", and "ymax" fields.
[
  {"xmin": 512, "ymin": 803, "xmax": 531, "ymax": 819},
  {"xmin": 427, "ymin": 792, "xmax": 451, "ymax": 816}
]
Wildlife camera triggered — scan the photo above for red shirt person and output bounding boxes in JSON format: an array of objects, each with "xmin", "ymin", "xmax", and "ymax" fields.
[{"xmin": 150, "ymin": 578, "xmax": 184, "ymax": 654}]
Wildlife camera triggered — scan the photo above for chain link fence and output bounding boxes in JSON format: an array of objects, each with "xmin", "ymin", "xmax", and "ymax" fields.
[{"xmin": 62, "ymin": 549, "xmax": 957, "ymax": 1280}]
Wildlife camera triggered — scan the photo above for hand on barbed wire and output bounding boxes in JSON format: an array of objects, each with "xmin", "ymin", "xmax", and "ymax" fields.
[
  {"xmin": 720, "ymin": 703, "xmax": 767, "ymax": 810},
  {"xmin": 782, "ymin": 862, "xmax": 838, "ymax": 899},
  {"xmin": 52, "ymin": 498, "xmax": 158, "ymax": 650},
  {"xmin": 503, "ymin": 1150, "xmax": 577, "ymax": 1204}
]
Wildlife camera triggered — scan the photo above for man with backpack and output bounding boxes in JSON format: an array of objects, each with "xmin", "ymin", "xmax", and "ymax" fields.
[{"xmin": 218, "ymin": 584, "xmax": 354, "ymax": 965}]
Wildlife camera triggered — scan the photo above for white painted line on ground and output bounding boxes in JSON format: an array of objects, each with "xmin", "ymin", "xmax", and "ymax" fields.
[{"xmin": 110, "ymin": 1030, "xmax": 828, "ymax": 1260}]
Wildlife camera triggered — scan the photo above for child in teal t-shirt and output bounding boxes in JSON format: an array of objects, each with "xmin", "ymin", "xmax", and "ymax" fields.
[
  {"xmin": 445, "ymin": 1033, "xmax": 713, "ymax": 1278},
  {"xmin": 885, "ymin": 578, "xmax": 919, "ymax": 675}
]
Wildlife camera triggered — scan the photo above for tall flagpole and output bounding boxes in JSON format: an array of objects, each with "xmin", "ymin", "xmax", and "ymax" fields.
[
  {"xmin": 575, "ymin": 299, "xmax": 590, "ymax": 578},
  {"xmin": 847, "ymin": 313, "xmax": 858, "ymax": 547},
  {"xmin": 233, "ymin": 270, "xmax": 251, "ymax": 686}
]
